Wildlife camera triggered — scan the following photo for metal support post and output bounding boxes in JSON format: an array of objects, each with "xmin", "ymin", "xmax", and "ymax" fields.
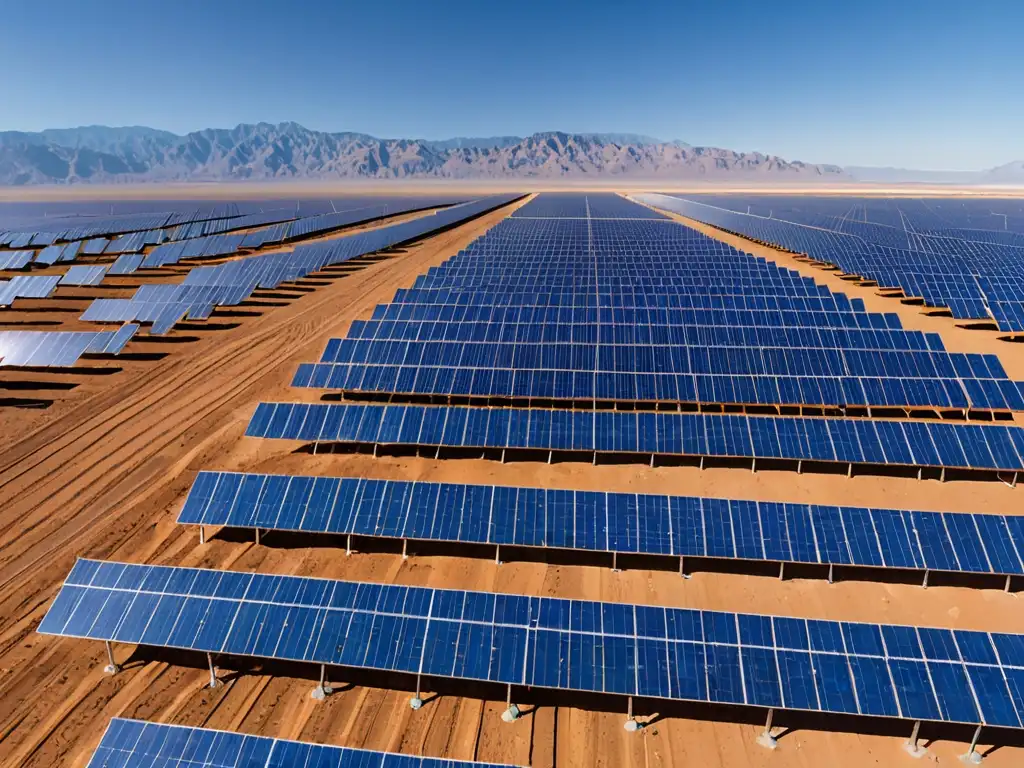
[
  {"xmin": 199, "ymin": 525, "xmax": 205, "ymax": 545},
  {"xmin": 255, "ymin": 528, "xmax": 261, "ymax": 545},
  {"xmin": 104, "ymin": 640, "xmax": 120, "ymax": 675},
  {"xmin": 402, "ymin": 539, "xmax": 408, "ymax": 560},
  {"xmin": 779, "ymin": 562, "xmax": 786, "ymax": 580},
  {"xmin": 593, "ymin": 452, "xmax": 597, "ymax": 466},
  {"xmin": 1006, "ymin": 574, "xmax": 1013, "ymax": 593},
  {"xmin": 961, "ymin": 724, "xmax": 983, "ymax": 764},
  {"xmin": 624, "ymin": 695, "xmax": 639, "ymax": 731},
  {"xmin": 346, "ymin": 534, "xmax": 352, "ymax": 556},
  {"xmin": 917, "ymin": 467, "xmax": 922, "ymax": 481},
  {"xmin": 495, "ymin": 544, "xmax": 502, "ymax": 565},
  {"xmin": 699, "ymin": 456, "xmax": 705, "ymax": 470},
  {"xmin": 1014, "ymin": 472, "xmax": 1018, "ymax": 488},
  {"xmin": 680, "ymin": 556, "xmax": 691, "ymax": 579},
  {"xmin": 311, "ymin": 663, "xmax": 333, "ymax": 700},
  {"xmin": 922, "ymin": 569, "xmax": 929, "ymax": 588},
  {"xmin": 373, "ymin": 443, "xmax": 378, "ymax": 458},
  {"xmin": 752, "ymin": 458, "xmax": 756, "ymax": 474},
  {"xmin": 548, "ymin": 451, "xmax": 552, "ymax": 464},
  {"xmin": 410, "ymin": 673, "xmax": 424, "ymax": 709},
  {"xmin": 501, "ymin": 684, "xmax": 520, "ymax": 722},
  {"xmin": 940, "ymin": 467, "xmax": 946, "ymax": 483},
  {"xmin": 207, "ymin": 652, "xmax": 220, "ymax": 688},
  {"xmin": 848, "ymin": 463, "xmax": 853, "ymax": 478},
  {"xmin": 612, "ymin": 551, "xmax": 619, "ymax": 572},
  {"xmin": 501, "ymin": 449, "xmax": 506, "ymax": 464},
  {"xmin": 903, "ymin": 720, "xmax": 927, "ymax": 758},
  {"xmin": 650, "ymin": 454, "xmax": 655, "ymax": 468},
  {"xmin": 756, "ymin": 708, "xmax": 778, "ymax": 749},
  {"xmin": 797, "ymin": 460, "xmax": 803, "ymax": 474},
  {"xmin": 828, "ymin": 563, "xmax": 834, "ymax": 584}
]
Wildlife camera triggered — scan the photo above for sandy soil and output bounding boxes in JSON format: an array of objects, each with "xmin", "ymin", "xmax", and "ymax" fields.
[{"xmin": 1, "ymin": 193, "xmax": 1023, "ymax": 767}]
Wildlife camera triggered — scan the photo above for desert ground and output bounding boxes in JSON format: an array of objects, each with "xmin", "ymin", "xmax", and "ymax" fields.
[{"xmin": 2, "ymin": 191, "xmax": 1024, "ymax": 767}]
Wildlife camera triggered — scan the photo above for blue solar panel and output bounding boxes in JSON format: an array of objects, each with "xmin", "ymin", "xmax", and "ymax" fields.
[
  {"xmin": 179, "ymin": 471, "xmax": 1024, "ymax": 583},
  {"xmin": 41, "ymin": 560, "xmax": 1024, "ymax": 731},
  {"xmin": 244, "ymin": 402, "xmax": 1024, "ymax": 473},
  {"xmin": 89, "ymin": 718, "xmax": 522, "ymax": 768}
]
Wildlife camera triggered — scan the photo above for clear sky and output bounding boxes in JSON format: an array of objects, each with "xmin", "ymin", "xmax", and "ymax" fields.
[{"xmin": 3, "ymin": 0, "xmax": 1022, "ymax": 170}]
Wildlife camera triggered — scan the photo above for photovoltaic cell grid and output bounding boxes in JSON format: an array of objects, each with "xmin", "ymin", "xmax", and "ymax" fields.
[
  {"xmin": 89, "ymin": 718, "xmax": 521, "ymax": 768},
  {"xmin": 635, "ymin": 193, "xmax": 1024, "ymax": 334},
  {"xmin": 289, "ymin": 194, "xmax": 1024, "ymax": 413},
  {"xmin": 41, "ymin": 559, "xmax": 1024, "ymax": 730},
  {"xmin": 245, "ymin": 401, "xmax": 1024, "ymax": 473},
  {"xmin": 179, "ymin": 472, "xmax": 1024, "ymax": 581}
]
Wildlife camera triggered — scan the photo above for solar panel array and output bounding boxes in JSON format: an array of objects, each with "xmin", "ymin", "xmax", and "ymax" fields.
[
  {"xmin": 34, "ymin": 193, "xmax": 1024, "ymax": 759},
  {"xmin": 178, "ymin": 472, "xmax": 1024, "ymax": 582},
  {"xmin": 80, "ymin": 195, "xmax": 522, "ymax": 334},
  {"xmin": 286, "ymin": 195, "xmax": 1024, "ymax": 414},
  {"xmin": 90, "ymin": 718, "xmax": 521, "ymax": 768},
  {"xmin": 42, "ymin": 559, "xmax": 1024, "ymax": 730},
  {"xmin": 635, "ymin": 194, "xmax": 1024, "ymax": 333}
]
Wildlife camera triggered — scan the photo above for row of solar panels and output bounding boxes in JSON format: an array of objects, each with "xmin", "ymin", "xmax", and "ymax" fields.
[
  {"xmin": 294, "ymin": 363, "xmax": 1024, "ymax": 412},
  {"xmin": 370, "ymin": 303, "xmax": 893, "ymax": 328},
  {"xmin": 180, "ymin": 471, "xmax": 1024, "ymax": 580},
  {"xmin": 88, "ymin": 719, "xmax": 518, "ymax": 767},
  {"xmin": 351, "ymin": 318, "xmax": 936, "ymax": 351},
  {"xmin": 324, "ymin": 337, "xmax": 992, "ymax": 378},
  {"xmin": 389, "ymin": 288, "xmax": 869, "ymax": 312},
  {"xmin": 246, "ymin": 402, "xmax": 1024, "ymax": 473},
  {"xmin": 0, "ymin": 326, "xmax": 137, "ymax": 367},
  {"xmin": 41, "ymin": 559, "xmax": 1024, "ymax": 730}
]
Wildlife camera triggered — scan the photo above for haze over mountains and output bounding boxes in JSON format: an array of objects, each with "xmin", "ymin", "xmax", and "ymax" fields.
[{"xmin": 0, "ymin": 123, "xmax": 1019, "ymax": 186}]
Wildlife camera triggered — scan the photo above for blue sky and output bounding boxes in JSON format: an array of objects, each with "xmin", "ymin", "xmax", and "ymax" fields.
[{"xmin": 3, "ymin": 0, "xmax": 1022, "ymax": 169}]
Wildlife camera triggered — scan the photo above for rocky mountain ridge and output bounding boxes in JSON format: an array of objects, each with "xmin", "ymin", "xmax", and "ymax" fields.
[{"xmin": 0, "ymin": 122, "xmax": 848, "ymax": 185}]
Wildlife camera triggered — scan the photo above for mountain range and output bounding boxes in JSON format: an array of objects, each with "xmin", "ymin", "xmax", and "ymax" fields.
[
  {"xmin": 0, "ymin": 124, "xmax": 1019, "ymax": 186},
  {"xmin": 0, "ymin": 123, "xmax": 842, "ymax": 185}
]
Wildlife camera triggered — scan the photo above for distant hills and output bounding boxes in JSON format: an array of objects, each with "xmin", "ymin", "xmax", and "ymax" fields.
[
  {"xmin": 2, "ymin": 123, "xmax": 1018, "ymax": 186},
  {"xmin": 0, "ymin": 123, "xmax": 844, "ymax": 185}
]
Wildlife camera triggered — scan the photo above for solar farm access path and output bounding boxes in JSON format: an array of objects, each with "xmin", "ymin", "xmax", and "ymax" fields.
[{"xmin": 4, "ymin": 192, "xmax": 1024, "ymax": 768}]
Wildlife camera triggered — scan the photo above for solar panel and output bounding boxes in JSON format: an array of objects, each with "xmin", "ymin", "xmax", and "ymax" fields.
[
  {"xmin": 244, "ymin": 402, "xmax": 1024, "ymax": 474},
  {"xmin": 177, "ymin": 471, "xmax": 1024, "ymax": 587},
  {"xmin": 60, "ymin": 265, "xmax": 109, "ymax": 287},
  {"xmin": 41, "ymin": 559, "xmax": 1024, "ymax": 735},
  {"xmin": 89, "ymin": 718, "xmax": 522, "ymax": 768}
]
